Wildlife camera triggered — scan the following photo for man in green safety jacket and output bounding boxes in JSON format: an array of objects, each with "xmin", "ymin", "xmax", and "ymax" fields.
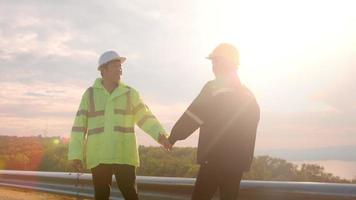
[
  {"xmin": 68, "ymin": 50, "xmax": 171, "ymax": 200},
  {"xmin": 168, "ymin": 43, "xmax": 260, "ymax": 200}
]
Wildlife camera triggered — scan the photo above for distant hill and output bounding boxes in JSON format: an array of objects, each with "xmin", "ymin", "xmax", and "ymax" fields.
[{"xmin": 257, "ymin": 145, "xmax": 356, "ymax": 161}]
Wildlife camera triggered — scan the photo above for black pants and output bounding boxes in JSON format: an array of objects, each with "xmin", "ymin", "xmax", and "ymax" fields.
[
  {"xmin": 91, "ymin": 164, "xmax": 138, "ymax": 200},
  {"xmin": 191, "ymin": 162, "xmax": 243, "ymax": 200}
]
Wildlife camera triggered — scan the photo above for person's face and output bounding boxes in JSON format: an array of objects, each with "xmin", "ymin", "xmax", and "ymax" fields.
[
  {"xmin": 102, "ymin": 60, "xmax": 122, "ymax": 82},
  {"xmin": 212, "ymin": 58, "xmax": 226, "ymax": 78},
  {"xmin": 212, "ymin": 58, "xmax": 236, "ymax": 78}
]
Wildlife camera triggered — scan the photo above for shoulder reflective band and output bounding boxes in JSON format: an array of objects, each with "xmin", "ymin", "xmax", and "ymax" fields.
[
  {"xmin": 72, "ymin": 126, "xmax": 86, "ymax": 133},
  {"xmin": 133, "ymin": 103, "xmax": 145, "ymax": 114},
  {"xmin": 76, "ymin": 110, "xmax": 88, "ymax": 117},
  {"xmin": 87, "ymin": 127, "xmax": 104, "ymax": 136},
  {"xmin": 137, "ymin": 114, "xmax": 155, "ymax": 127},
  {"xmin": 212, "ymin": 88, "xmax": 235, "ymax": 96},
  {"xmin": 114, "ymin": 126, "xmax": 134, "ymax": 133},
  {"xmin": 185, "ymin": 110, "xmax": 203, "ymax": 125},
  {"xmin": 88, "ymin": 87, "xmax": 105, "ymax": 118}
]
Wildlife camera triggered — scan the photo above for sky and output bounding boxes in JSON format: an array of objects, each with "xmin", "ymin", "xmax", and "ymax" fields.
[{"xmin": 0, "ymin": 0, "xmax": 356, "ymax": 156}]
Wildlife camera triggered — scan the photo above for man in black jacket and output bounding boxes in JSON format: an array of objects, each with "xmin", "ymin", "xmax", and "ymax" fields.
[{"xmin": 168, "ymin": 43, "xmax": 260, "ymax": 200}]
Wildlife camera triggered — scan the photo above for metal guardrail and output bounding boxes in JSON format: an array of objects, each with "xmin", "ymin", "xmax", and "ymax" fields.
[{"xmin": 0, "ymin": 170, "xmax": 355, "ymax": 200}]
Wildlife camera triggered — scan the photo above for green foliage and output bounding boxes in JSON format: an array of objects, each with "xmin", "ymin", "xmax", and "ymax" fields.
[
  {"xmin": 244, "ymin": 156, "xmax": 299, "ymax": 181},
  {"xmin": 0, "ymin": 136, "xmax": 353, "ymax": 183},
  {"xmin": 137, "ymin": 146, "xmax": 199, "ymax": 177}
]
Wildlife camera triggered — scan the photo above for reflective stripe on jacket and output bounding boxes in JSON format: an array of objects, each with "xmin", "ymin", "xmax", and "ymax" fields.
[
  {"xmin": 169, "ymin": 79, "xmax": 260, "ymax": 172},
  {"xmin": 68, "ymin": 78, "xmax": 167, "ymax": 169}
]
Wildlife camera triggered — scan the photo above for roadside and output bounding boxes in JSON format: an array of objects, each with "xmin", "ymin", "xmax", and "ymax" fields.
[{"xmin": 0, "ymin": 186, "xmax": 92, "ymax": 200}]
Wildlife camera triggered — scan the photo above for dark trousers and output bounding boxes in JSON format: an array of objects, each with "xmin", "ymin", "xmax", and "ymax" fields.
[
  {"xmin": 191, "ymin": 162, "xmax": 243, "ymax": 200},
  {"xmin": 91, "ymin": 164, "xmax": 138, "ymax": 200}
]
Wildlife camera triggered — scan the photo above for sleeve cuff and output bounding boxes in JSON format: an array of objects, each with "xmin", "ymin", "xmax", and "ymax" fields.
[{"xmin": 168, "ymin": 136, "xmax": 177, "ymax": 146}]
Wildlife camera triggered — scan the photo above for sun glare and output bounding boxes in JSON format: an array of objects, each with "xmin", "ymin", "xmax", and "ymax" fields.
[{"xmin": 197, "ymin": 0, "xmax": 355, "ymax": 94}]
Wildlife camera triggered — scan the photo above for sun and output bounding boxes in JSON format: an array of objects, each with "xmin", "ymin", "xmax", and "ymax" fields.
[{"xmin": 196, "ymin": 0, "xmax": 355, "ymax": 97}]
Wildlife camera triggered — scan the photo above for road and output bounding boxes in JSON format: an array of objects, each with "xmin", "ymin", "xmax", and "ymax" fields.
[{"xmin": 0, "ymin": 186, "xmax": 92, "ymax": 200}]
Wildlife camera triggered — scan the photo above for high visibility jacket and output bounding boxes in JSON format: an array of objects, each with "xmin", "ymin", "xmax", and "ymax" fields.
[
  {"xmin": 68, "ymin": 78, "xmax": 167, "ymax": 169},
  {"xmin": 169, "ymin": 78, "xmax": 260, "ymax": 172}
]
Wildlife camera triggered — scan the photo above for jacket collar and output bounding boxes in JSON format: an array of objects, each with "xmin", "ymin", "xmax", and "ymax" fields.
[{"xmin": 93, "ymin": 78, "xmax": 130, "ymax": 98}]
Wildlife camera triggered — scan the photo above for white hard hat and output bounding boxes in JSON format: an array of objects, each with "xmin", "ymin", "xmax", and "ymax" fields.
[{"xmin": 98, "ymin": 50, "xmax": 126, "ymax": 70}]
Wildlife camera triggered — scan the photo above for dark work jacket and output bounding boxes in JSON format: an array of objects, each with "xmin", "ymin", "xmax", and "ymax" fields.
[{"xmin": 169, "ymin": 79, "xmax": 260, "ymax": 172}]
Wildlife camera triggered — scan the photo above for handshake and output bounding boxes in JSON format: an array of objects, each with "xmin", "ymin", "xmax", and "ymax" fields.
[{"xmin": 158, "ymin": 134, "xmax": 173, "ymax": 152}]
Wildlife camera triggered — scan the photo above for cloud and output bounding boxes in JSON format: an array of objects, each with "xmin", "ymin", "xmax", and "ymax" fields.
[
  {"xmin": 0, "ymin": 80, "xmax": 91, "ymax": 136},
  {"xmin": 0, "ymin": 0, "xmax": 207, "ymax": 99},
  {"xmin": 0, "ymin": 14, "xmax": 97, "ymax": 62},
  {"xmin": 0, "ymin": 81, "xmax": 85, "ymax": 135},
  {"xmin": 0, "ymin": 2, "xmax": 98, "ymax": 84}
]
